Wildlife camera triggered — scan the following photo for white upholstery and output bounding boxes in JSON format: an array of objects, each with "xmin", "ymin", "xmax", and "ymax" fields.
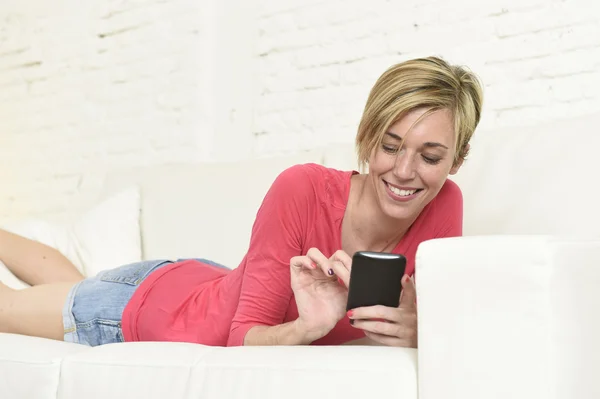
[
  {"xmin": 0, "ymin": 334, "xmax": 88, "ymax": 398},
  {"xmin": 451, "ymin": 113, "xmax": 600, "ymax": 238},
  {"xmin": 2, "ymin": 112, "xmax": 600, "ymax": 398},
  {"xmin": 99, "ymin": 150, "xmax": 324, "ymax": 267},
  {"xmin": 416, "ymin": 235, "xmax": 600, "ymax": 399},
  {"xmin": 0, "ymin": 333, "xmax": 417, "ymax": 399}
]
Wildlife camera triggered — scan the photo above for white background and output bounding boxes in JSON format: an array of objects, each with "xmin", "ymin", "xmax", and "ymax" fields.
[{"xmin": 0, "ymin": 0, "xmax": 598, "ymax": 222}]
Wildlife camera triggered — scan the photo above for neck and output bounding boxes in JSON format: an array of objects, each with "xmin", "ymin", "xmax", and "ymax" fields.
[{"xmin": 347, "ymin": 175, "xmax": 415, "ymax": 253}]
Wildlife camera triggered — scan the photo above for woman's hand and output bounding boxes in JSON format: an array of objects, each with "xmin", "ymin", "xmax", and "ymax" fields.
[
  {"xmin": 348, "ymin": 275, "xmax": 418, "ymax": 348},
  {"xmin": 290, "ymin": 248, "xmax": 352, "ymax": 342}
]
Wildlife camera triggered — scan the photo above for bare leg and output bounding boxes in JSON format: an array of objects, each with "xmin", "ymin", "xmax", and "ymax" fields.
[
  {"xmin": 0, "ymin": 228, "xmax": 83, "ymax": 286},
  {"xmin": 0, "ymin": 281, "xmax": 74, "ymax": 340}
]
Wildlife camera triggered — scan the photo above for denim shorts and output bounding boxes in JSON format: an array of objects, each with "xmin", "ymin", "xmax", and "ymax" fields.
[{"xmin": 62, "ymin": 258, "xmax": 227, "ymax": 346}]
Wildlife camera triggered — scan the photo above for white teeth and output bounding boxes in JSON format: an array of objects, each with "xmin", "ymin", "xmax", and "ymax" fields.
[{"xmin": 388, "ymin": 185, "xmax": 417, "ymax": 197}]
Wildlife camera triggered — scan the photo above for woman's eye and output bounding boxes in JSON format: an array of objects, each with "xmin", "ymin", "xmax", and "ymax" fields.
[
  {"xmin": 382, "ymin": 144, "xmax": 398, "ymax": 154},
  {"xmin": 422, "ymin": 155, "xmax": 441, "ymax": 165}
]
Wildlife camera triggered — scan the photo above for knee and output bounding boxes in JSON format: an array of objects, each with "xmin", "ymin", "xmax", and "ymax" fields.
[
  {"xmin": 0, "ymin": 282, "xmax": 14, "ymax": 332},
  {"xmin": 0, "ymin": 281, "xmax": 15, "ymax": 305}
]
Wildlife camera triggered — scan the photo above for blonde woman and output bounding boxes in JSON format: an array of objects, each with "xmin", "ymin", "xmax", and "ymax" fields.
[{"xmin": 0, "ymin": 56, "xmax": 483, "ymax": 348}]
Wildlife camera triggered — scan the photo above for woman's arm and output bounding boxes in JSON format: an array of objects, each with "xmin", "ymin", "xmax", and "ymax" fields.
[
  {"xmin": 227, "ymin": 165, "xmax": 323, "ymax": 347},
  {"xmin": 243, "ymin": 249, "xmax": 353, "ymax": 346},
  {"xmin": 0, "ymin": 228, "xmax": 83, "ymax": 285},
  {"xmin": 244, "ymin": 320, "xmax": 316, "ymax": 346}
]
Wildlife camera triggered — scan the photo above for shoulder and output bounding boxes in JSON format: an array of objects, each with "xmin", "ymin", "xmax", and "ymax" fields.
[
  {"xmin": 418, "ymin": 178, "xmax": 463, "ymax": 237},
  {"xmin": 434, "ymin": 178, "xmax": 463, "ymax": 206},
  {"xmin": 272, "ymin": 163, "xmax": 352, "ymax": 192},
  {"xmin": 256, "ymin": 163, "xmax": 351, "ymax": 235},
  {"xmin": 413, "ymin": 179, "xmax": 464, "ymax": 229}
]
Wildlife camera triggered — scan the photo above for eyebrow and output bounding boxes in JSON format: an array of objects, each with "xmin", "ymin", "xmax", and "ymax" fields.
[{"xmin": 385, "ymin": 132, "xmax": 449, "ymax": 150}]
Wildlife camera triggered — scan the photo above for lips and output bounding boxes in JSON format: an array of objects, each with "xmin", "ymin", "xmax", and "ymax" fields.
[{"xmin": 383, "ymin": 180, "xmax": 423, "ymax": 201}]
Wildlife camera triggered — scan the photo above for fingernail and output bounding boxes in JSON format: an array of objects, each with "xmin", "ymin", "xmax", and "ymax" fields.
[
  {"xmin": 327, "ymin": 268, "xmax": 334, "ymax": 276},
  {"xmin": 347, "ymin": 310, "xmax": 354, "ymax": 318},
  {"xmin": 311, "ymin": 262, "xmax": 317, "ymax": 269}
]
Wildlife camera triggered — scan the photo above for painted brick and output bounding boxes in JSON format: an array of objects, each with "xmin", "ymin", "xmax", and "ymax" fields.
[
  {"xmin": 254, "ymin": 0, "xmax": 600, "ymax": 153},
  {"xmin": 1, "ymin": 0, "xmax": 599, "ymax": 223}
]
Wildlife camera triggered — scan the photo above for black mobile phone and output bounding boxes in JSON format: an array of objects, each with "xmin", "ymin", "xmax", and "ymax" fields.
[{"xmin": 346, "ymin": 251, "xmax": 407, "ymax": 311}]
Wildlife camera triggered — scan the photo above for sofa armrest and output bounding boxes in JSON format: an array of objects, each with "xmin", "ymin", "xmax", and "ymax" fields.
[{"xmin": 415, "ymin": 235, "xmax": 600, "ymax": 399}]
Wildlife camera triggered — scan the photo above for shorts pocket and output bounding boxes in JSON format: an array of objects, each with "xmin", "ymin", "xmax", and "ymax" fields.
[
  {"xmin": 95, "ymin": 319, "xmax": 125, "ymax": 345},
  {"xmin": 97, "ymin": 260, "xmax": 172, "ymax": 286},
  {"xmin": 75, "ymin": 318, "xmax": 125, "ymax": 346}
]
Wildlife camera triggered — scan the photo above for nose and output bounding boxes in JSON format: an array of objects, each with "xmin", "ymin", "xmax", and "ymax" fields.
[{"xmin": 393, "ymin": 149, "xmax": 417, "ymax": 181}]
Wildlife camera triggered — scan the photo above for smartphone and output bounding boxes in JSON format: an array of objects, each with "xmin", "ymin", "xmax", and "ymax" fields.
[{"xmin": 346, "ymin": 251, "xmax": 407, "ymax": 311}]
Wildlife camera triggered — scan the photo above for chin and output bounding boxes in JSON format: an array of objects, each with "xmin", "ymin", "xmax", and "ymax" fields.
[
  {"xmin": 379, "ymin": 196, "xmax": 420, "ymax": 220},
  {"xmin": 379, "ymin": 183, "xmax": 430, "ymax": 221},
  {"xmin": 381, "ymin": 203, "xmax": 420, "ymax": 221}
]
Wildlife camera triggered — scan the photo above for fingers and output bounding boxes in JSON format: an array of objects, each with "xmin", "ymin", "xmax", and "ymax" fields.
[
  {"xmin": 349, "ymin": 307, "xmax": 418, "ymax": 349},
  {"xmin": 348, "ymin": 305, "xmax": 404, "ymax": 324},
  {"xmin": 353, "ymin": 319, "xmax": 415, "ymax": 342},
  {"xmin": 363, "ymin": 331, "xmax": 417, "ymax": 348},
  {"xmin": 330, "ymin": 250, "xmax": 352, "ymax": 287},
  {"xmin": 300, "ymin": 248, "xmax": 352, "ymax": 287},
  {"xmin": 290, "ymin": 256, "xmax": 317, "ymax": 272},
  {"xmin": 305, "ymin": 248, "xmax": 350, "ymax": 284},
  {"xmin": 305, "ymin": 248, "xmax": 335, "ymax": 278},
  {"xmin": 399, "ymin": 275, "xmax": 417, "ymax": 309},
  {"xmin": 331, "ymin": 250, "xmax": 352, "ymax": 270}
]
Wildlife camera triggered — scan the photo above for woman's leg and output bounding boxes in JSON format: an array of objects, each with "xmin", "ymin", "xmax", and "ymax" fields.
[
  {"xmin": 0, "ymin": 228, "xmax": 83, "ymax": 286},
  {"xmin": 0, "ymin": 281, "xmax": 74, "ymax": 340}
]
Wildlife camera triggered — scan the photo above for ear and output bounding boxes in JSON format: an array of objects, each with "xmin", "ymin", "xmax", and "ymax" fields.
[{"xmin": 449, "ymin": 143, "xmax": 469, "ymax": 175}]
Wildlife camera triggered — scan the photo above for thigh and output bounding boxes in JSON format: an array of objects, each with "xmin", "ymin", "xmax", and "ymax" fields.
[
  {"xmin": 0, "ymin": 281, "xmax": 74, "ymax": 341},
  {"xmin": 63, "ymin": 260, "xmax": 172, "ymax": 346}
]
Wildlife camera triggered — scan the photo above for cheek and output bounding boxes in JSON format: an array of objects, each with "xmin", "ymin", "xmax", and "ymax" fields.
[
  {"xmin": 369, "ymin": 150, "xmax": 395, "ymax": 172},
  {"xmin": 418, "ymin": 166, "xmax": 451, "ymax": 189}
]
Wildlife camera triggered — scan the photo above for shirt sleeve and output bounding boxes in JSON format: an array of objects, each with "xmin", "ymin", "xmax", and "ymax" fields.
[
  {"xmin": 433, "ymin": 179, "xmax": 464, "ymax": 238},
  {"xmin": 227, "ymin": 164, "xmax": 318, "ymax": 346}
]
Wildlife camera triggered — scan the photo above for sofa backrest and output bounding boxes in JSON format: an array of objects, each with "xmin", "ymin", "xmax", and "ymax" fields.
[
  {"xmin": 451, "ymin": 111, "xmax": 600, "ymax": 238},
  {"xmin": 101, "ymin": 150, "xmax": 326, "ymax": 266},
  {"xmin": 101, "ymin": 111, "xmax": 600, "ymax": 265}
]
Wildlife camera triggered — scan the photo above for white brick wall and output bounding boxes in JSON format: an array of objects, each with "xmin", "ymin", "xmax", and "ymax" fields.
[
  {"xmin": 254, "ymin": 0, "xmax": 600, "ymax": 154},
  {"xmin": 1, "ymin": 0, "xmax": 599, "ymax": 222},
  {"xmin": 0, "ymin": 0, "xmax": 254, "ymax": 222}
]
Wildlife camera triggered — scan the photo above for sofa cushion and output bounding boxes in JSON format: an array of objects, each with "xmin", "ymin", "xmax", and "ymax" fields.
[
  {"xmin": 101, "ymin": 151, "xmax": 324, "ymax": 267},
  {"xmin": 57, "ymin": 342, "xmax": 417, "ymax": 399},
  {"xmin": 0, "ymin": 333, "xmax": 89, "ymax": 398}
]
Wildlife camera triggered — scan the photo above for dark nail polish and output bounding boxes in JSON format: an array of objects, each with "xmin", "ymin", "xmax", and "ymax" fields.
[{"xmin": 327, "ymin": 268, "xmax": 334, "ymax": 276}]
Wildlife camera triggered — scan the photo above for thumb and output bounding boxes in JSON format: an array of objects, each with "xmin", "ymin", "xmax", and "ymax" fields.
[{"xmin": 399, "ymin": 275, "xmax": 416, "ymax": 309}]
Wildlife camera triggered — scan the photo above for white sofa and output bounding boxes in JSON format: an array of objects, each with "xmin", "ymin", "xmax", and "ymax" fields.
[{"xmin": 1, "ymin": 112, "xmax": 600, "ymax": 399}]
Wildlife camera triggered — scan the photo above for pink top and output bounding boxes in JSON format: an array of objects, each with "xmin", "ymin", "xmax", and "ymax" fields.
[{"xmin": 121, "ymin": 163, "xmax": 463, "ymax": 346}]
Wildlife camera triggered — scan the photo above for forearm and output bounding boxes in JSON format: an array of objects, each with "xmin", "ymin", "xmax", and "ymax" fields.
[
  {"xmin": 243, "ymin": 319, "xmax": 319, "ymax": 346},
  {"xmin": 0, "ymin": 228, "xmax": 83, "ymax": 285}
]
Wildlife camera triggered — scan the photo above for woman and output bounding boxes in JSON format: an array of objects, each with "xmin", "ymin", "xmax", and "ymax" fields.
[{"xmin": 0, "ymin": 56, "xmax": 483, "ymax": 348}]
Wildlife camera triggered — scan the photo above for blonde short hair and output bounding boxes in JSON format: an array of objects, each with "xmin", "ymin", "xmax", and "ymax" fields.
[{"xmin": 355, "ymin": 56, "xmax": 484, "ymax": 168}]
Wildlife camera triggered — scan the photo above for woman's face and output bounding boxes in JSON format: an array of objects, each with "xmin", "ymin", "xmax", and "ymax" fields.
[{"xmin": 367, "ymin": 107, "xmax": 463, "ymax": 222}]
